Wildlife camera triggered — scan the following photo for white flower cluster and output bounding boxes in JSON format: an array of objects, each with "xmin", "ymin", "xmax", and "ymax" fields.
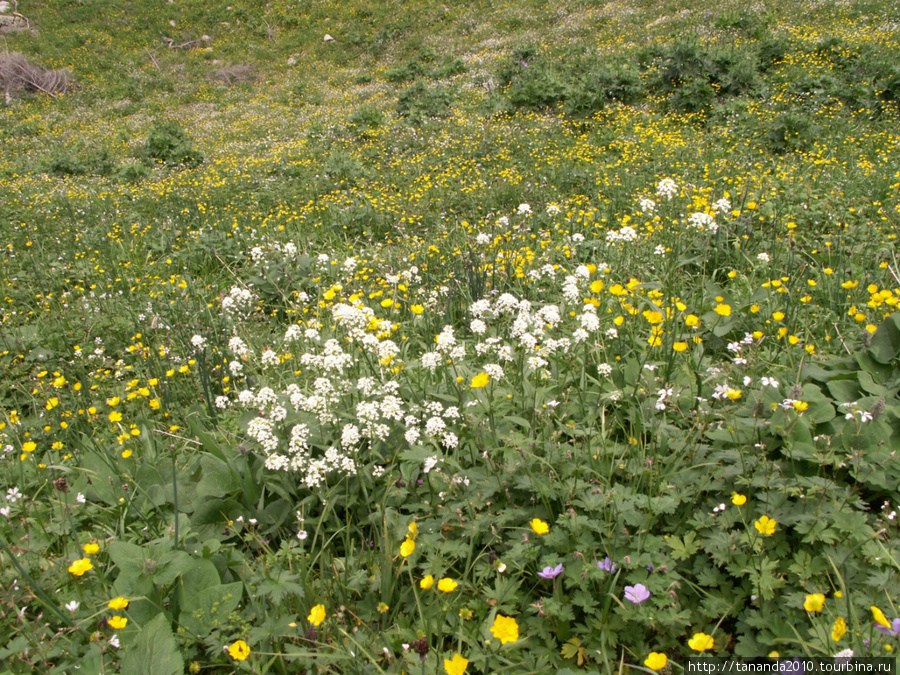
[
  {"xmin": 688, "ymin": 212, "xmax": 718, "ymax": 234},
  {"xmin": 222, "ymin": 286, "xmax": 255, "ymax": 316},
  {"xmin": 605, "ymin": 225, "xmax": 638, "ymax": 245}
]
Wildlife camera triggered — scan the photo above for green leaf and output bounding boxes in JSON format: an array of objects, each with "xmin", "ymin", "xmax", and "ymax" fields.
[
  {"xmin": 825, "ymin": 377, "xmax": 862, "ymax": 403},
  {"xmin": 120, "ymin": 613, "xmax": 184, "ymax": 675},
  {"xmin": 868, "ymin": 313, "xmax": 900, "ymax": 364},
  {"xmin": 179, "ymin": 581, "xmax": 244, "ymax": 636},
  {"xmin": 667, "ymin": 531, "xmax": 700, "ymax": 560}
]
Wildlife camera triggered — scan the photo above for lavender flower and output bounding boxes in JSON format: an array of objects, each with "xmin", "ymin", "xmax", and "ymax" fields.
[
  {"xmin": 624, "ymin": 583, "xmax": 650, "ymax": 604},
  {"xmin": 538, "ymin": 564, "xmax": 564, "ymax": 579},
  {"xmin": 598, "ymin": 557, "xmax": 618, "ymax": 573},
  {"xmin": 876, "ymin": 618, "xmax": 900, "ymax": 637}
]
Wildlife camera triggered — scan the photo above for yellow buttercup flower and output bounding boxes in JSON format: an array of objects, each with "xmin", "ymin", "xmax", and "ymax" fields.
[
  {"xmin": 400, "ymin": 538, "xmax": 416, "ymax": 557},
  {"xmin": 731, "ymin": 493, "xmax": 747, "ymax": 506},
  {"xmin": 470, "ymin": 373, "xmax": 490, "ymax": 388},
  {"xmin": 644, "ymin": 653, "xmax": 667, "ymax": 671},
  {"xmin": 308, "ymin": 604, "xmax": 326, "ymax": 626},
  {"xmin": 228, "ymin": 640, "xmax": 251, "ymax": 661},
  {"xmin": 444, "ymin": 653, "xmax": 469, "ymax": 675},
  {"xmin": 108, "ymin": 597, "xmax": 129, "ymax": 610},
  {"xmin": 108, "ymin": 616, "xmax": 128, "ymax": 630},
  {"xmin": 420, "ymin": 575, "xmax": 434, "ymax": 590},
  {"xmin": 83, "ymin": 543, "xmax": 100, "ymax": 555},
  {"xmin": 804, "ymin": 594, "xmax": 825, "ymax": 613},
  {"xmin": 689, "ymin": 633, "xmax": 714, "ymax": 652},
  {"xmin": 832, "ymin": 616, "xmax": 846, "ymax": 642},
  {"xmin": 872, "ymin": 606, "xmax": 891, "ymax": 628},
  {"xmin": 437, "ymin": 578, "xmax": 458, "ymax": 593},
  {"xmin": 714, "ymin": 303, "xmax": 731, "ymax": 317},
  {"xmin": 754, "ymin": 516, "xmax": 776, "ymax": 536},
  {"xmin": 68, "ymin": 558, "xmax": 93, "ymax": 576},
  {"xmin": 529, "ymin": 518, "xmax": 549, "ymax": 535},
  {"xmin": 490, "ymin": 615, "xmax": 519, "ymax": 644}
]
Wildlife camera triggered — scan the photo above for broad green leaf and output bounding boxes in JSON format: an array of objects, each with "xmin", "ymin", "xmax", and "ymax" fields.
[{"xmin": 120, "ymin": 613, "xmax": 183, "ymax": 675}]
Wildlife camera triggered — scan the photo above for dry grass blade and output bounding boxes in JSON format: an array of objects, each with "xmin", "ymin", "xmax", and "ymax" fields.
[{"xmin": 0, "ymin": 52, "xmax": 72, "ymax": 100}]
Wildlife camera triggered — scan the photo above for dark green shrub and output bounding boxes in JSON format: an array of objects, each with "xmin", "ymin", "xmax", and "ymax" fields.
[
  {"xmin": 142, "ymin": 121, "xmax": 203, "ymax": 168},
  {"xmin": 765, "ymin": 112, "xmax": 817, "ymax": 154},
  {"xmin": 385, "ymin": 60, "xmax": 426, "ymax": 83},
  {"xmin": 347, "ymin": 104, "xmax": 385, "ymax": 140},
  {"xmin": 396, "ymin": 82, "xmax": 453, "ymax": 122}
]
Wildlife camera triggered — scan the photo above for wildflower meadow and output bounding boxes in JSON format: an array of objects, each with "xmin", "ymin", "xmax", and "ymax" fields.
[{"xmin": 1, "ymin": 0, "xmax": 899, "ymax": 673}]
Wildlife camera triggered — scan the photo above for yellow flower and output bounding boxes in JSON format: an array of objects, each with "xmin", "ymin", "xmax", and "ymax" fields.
[
  {"xmin": 804, "ymin": 594, "xmax": 825, "ymax": 613},
  {"xmin": 400, "ymin": 538, "xmax": 416, "ymax": 557},
  {"xmin": 438, "ymin": 578, "xmax": 459, "ymax": 593},
  {"xmin": 444, "ymin": 653, "xmax": 469, "ymax": 675},
  {"xmin": 108, "ymin": 616, "xmax": 128, "ymax": 630},
  {"xmin": 22, "ymin": 441, "xmax": 36, "ymax": 453},
  {"xmin": 714, "ymin": 303, "xmax": 732, "ymax": 317},
  {"xmin": 121, "ymin": 450, "xmax": 133, "ymax": 459},
  {"xmin": 407, "ymin": 522, "xmax": 418, "ymax": 539},
  {"xmin": 644, "ymin": 653, "xmax": 667, "ymax": 671},
  {"xmin": 490, "ymin": 615, "xmax": 519, "ymax": 644},
  {"xmin": 108, "ymin": 411, "xmax": 123, "ymax": 423},
  {"xmin": 792, "ymin": 401, "xmax": 808, "ymax": 412},
  {"xmin": 529, "ymin": 518, "xmax": 549, "ymax": 535},
  {"xmin": 228, "ymin": 640, "xmax": 251, "ymax": 661},
  {"xmin": 754, "ymin": 516, "xmax": 776, "ymax": 536},
  {"xmin": 410, "ymin": 304, "xmax": 424, "ymax": 315},
  {"xmin": 684, "ymin": 314, "xmax": 700, "ymax": 327},
  {"xmin": 673, "ymin": 341, "xmax": 688, "ymax": 352},
  {"xmin": 725, "ymin": 389, "xmax": 742, "ymax": 400},
  {"xmin": 308, "ymin": 604, "xmax": 326, "ymax": 626},
  {"xmin": 688, "ymin": 633, "xmax": 714, "ymax": 652},
  {"xmin": 420, "ymin": 575, "xmax": 434, "ymax": 590},
  {"xmin": 470, "ymin": 373, "xmax": 490, "ymax": 388},
  {"xmin": 68, "ymin": 558, "xmax": 93, "ymax": 576},
  {"xmin": 108, "ymin": 597, "xmax": 129, "ymax": 610},
  {"xmin": 832, "ymin": 616, "xmax": 846, "ymax": 642},
  {"xmin": 377, "ymin": 602, "xmax": 390, "ymax": 613},
  {"xmin": 590, "ymin": 280, "xmax": 604, "ymax": 293},
  {"xmin": 872, "ymin": 606, "xmax": 891, "ymax": 628},
  {"xmin": 83, "ymin": 543, "xmax": 100, "ymax": 555},
  {"xmin": 731, "ymin": 493, "xmax": 747, "ymax": 506},
  {"xmin": 772, "ymin": 311, "xmax": 785, "ymax": 321}
]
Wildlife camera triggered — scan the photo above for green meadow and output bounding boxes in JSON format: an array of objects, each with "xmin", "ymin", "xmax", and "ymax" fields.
[{"xmin": 1, "ymin": 0, "xmax": 899, "ymax": 672}]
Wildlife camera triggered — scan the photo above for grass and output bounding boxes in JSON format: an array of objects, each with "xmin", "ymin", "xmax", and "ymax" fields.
[{"xmin": 1, "ymin": 0, "xmax": 899, "ymax": 673}]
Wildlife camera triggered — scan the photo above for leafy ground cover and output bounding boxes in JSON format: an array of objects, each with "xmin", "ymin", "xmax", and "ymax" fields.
[{"xmin": 1, "ymin": 0, "xmax": 900, "ymax": 673}]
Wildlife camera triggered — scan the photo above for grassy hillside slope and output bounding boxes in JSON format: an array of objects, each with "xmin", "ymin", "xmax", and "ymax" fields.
[{"xmin": 1, "ymin": 0, "xmax": 899, "ymax": 673}]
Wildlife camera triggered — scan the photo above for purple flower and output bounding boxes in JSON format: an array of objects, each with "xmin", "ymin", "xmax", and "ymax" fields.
[
  {"xmin": 538, "ymin": 564, "xmax": 564, "ymax": 579},
  {"xmin": 598, "ymin": 557, "xmax": 618, "ymax": 573},
  {"xmin": 624, "ymin": 583, "xmax": 650, "ymax": 604},
  {"xmin": 876, "ymin": 618, "xmax": 900, "ymax": 637}
]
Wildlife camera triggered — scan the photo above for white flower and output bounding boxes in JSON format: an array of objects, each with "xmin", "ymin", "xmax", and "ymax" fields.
[
  {"xmin": 656, "ymin": 178, "xmax": 678, "ymax": 200},
  {"xmin": 757, "ymin": 252, "xmax": 770, "ymax": 263},
  {"xmin": 6, "ymin": 487, "xmax": 22, "ymax": 503},
  {"xmin": 639, "ymin": 197, "xmax": 656, "ymax": 212},
  {"xmin": 190, "ymin": 335, "xmax": 207, "ymax": 349},
  {"xmin": 297, "ymin": 530, "xmax": 308, "ymax": 540},
  {"xmin": 76, "ymin": 493, "xmax": 86, "ymax": 504},
  {"xmin": 423, "ymin": 456, "xmax": 440, "ymax": 473},
  {"xmin": 1, "ymin": 506, "xmax": 10, "ymax": 518},
  {"xmin": 475, "ymin": 232, "xmax": 491, "ymax": 246},
  {"xmin": 546, "ymin": 204, "xmax": 561, "ymax": 215},
  {"xmin": 109, "ymin": 634, "xmax": 120, "ymax": 649},
  {"xmin": 598, "ymin": 363, "xmax": 613, "ymax": 376},
  {"xmin": 760, "ymin": 376, "xmax": 779, "ymax": 388},
  {"xmin": 517, "ymin": 203, "xmax": 532, "ymax": 215},
  {"xmin": 65, "ymin": 601, "xmax": 80, "ymax": 613}
]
